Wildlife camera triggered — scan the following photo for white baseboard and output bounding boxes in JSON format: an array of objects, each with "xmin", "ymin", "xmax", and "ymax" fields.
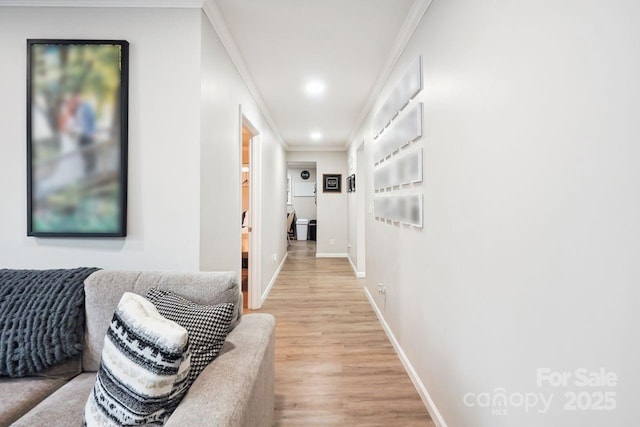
[
  {"xmin": 364, "ymin": 287, "xmax": 447, "ymax": 427},
  {"xmin": 348, "ymin": 255, "xmax": 366, "ymax": 278},
  {"xmin": 315, "ymin": 252, "xmax": 349, "ymax": 258},
  {"xmin": 260, "ymin": 252, "xmax": 288, "ymax": 306}
]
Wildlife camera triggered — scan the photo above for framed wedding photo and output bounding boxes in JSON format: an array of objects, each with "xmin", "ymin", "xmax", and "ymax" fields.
[{"xmin": 27, "ymin": 39, "xmax": 129, "ymax": 237}]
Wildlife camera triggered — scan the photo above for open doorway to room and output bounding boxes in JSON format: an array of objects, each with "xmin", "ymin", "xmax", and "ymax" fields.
[
  {"xmin": 355, "ymin": 141, "xmax": 366, "ymax": 275},
  {"xmin": 241, "ymin": 127, "xmax": 251, "ymax": 308},
  {"xmin": 286, "ymin": 162, "xmax": 318, "ymax": 256},
  {"xmin": 347, "ymin": 141, "xmax": 366, "ymax": 277},
  {"xmin": 240, "ymin": 114, "xmax": 261, "ymax": 309}
]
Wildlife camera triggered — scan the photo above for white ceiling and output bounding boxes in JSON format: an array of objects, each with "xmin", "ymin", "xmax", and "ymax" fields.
[
  {"xmin": 215, "ymin": 0, "xmax": 415, "ymax": 150},
  {"xmin": 1, "ymin": 0, "xmax": 425, "ymax": 150}
]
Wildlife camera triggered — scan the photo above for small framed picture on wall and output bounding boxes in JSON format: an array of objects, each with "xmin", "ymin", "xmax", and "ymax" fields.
[{"xmin": 323, "ymin": 174, "xmax": 342, "ymax": 193}]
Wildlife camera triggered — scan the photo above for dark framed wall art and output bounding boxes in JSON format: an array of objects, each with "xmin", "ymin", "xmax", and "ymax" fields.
[
  {"xmin": 347, "ymin": 174, "xmax": 356, "ymax": 193},
  {"xmin": 323, "ymin": 174, "xmax": 342, "ymax": 193},
  {"xmin": 27, "ymin": 39, "xmax": 129, "ymax": 237}
]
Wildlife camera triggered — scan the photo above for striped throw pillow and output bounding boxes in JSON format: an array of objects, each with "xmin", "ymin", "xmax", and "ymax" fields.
[{"xmin": 84, "ymin": 292, "xmax": 191, "ymax": 426}]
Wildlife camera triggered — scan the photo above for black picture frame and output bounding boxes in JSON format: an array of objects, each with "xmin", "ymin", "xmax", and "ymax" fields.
[
  {"xmin": 346, "ymin": 175, "xmax": 352, "ymax": 193},
  {"xmin": 27, "ymin": 39, "xmax": 129, "ymax": 237},
  {"xmin": 323, "ymin": 174, "xmax": 342, "ymax": 193},
  {"xmin": 349, "ymin": 174, "xmax": 356, "ymax": 192}
]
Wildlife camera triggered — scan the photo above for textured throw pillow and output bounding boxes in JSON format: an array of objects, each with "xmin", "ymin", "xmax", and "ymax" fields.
[
  {"xmin": 146, "ymin": 288, "xmax": 235, "ymax": 384},
  {"xmin": 0, "ymin": 267, "xmax": 98, "ymax": 377},
  {"xmin": 84, "ymin": 292, "xmax": 191, "ymax": 426}
]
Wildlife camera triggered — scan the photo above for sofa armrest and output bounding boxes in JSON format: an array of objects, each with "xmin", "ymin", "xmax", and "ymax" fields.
[{"xmin": 165, "ymin": 313, "xmax": 275, "ymax": 427}]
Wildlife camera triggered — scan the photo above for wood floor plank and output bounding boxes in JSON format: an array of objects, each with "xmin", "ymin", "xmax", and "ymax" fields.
[{"xmin": 253, "ymin": 241, "xmax": 434, "ymax": 426}]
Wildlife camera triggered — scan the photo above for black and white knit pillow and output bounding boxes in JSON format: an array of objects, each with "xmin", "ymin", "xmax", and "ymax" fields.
[
  {"xmin": 146, "ymin": 289, "xmax": 235, "ymax": 384},
  {"xmin": 84, "ymin": 292, "xmax": 191, "ymax": 426}
]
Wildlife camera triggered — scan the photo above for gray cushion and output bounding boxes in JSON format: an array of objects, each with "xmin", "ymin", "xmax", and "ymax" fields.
[
  {"xmin": 10, "ymin": 373, "xmax": 95, "ymax": 427},
  {"xmin": 83, "ymin": 270, "xmax": 241, "ymax": 372},
  {"xmin": 0, "ymin": 376, "xmax": 66, "ymax": 427},
  {"xmin": 33, "ymin": 357, "xmax": 82, "ymax": 381},
  {"xmin": 165, "ymin": 314, "xmax": 275, "ymax": 427}
]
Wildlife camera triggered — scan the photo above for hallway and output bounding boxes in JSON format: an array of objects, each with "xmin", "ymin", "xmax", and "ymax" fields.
[{"xmin": 255, "ymin": 241, "xmax": 433, "ymax": 426}]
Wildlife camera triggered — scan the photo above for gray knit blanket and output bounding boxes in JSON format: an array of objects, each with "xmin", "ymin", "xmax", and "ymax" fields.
[{"xmin": 0, "ymin": 268, "xmax": 99, "ymax": 377}]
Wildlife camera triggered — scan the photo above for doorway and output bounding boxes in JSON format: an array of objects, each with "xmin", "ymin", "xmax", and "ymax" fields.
[
  {"xmin": 240, "ymin": 113, "xmax": 261, "ymax": 309},
  {"xmin": 241, "ymin": 127, "xmax": 251, "ymax": 308},
  {"xmin": 355, "ymin": 142, "xmax": 366, "ymax": 275},
  {"xmin": 286, "ymin": 161, "xmax": 317, "ymax": 254}
]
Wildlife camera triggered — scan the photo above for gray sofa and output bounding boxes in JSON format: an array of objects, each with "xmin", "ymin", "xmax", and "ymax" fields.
[{"xmin": 0, "ymin": 270, "xmax": 275, "ymax": 427}]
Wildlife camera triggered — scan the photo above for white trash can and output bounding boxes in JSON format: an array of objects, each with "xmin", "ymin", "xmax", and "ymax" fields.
[{"xmin": 296, "ymin": 219, "xmax": 309, "ymax": 241}]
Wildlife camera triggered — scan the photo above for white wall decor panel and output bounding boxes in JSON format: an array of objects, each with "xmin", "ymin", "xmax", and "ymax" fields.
[
  {"xmin": 374, "ymin": 103, "xmax": 423, "ymax": 164},
  {"xmin": 373, "ymin": 194, "xmax": 423, "ymax": 227},
  {"xmin": 372, "ymin": 56, "xmax": 422, "ymax": 138},
  {"xmin": 374, "ymin": 148, "xmax": 423, "ymax": 190}
]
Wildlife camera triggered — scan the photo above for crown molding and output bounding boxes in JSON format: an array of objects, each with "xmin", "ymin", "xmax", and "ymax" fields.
[
  {"xmin": 286, "ymin": 145, "xmax": 346, "ymax": 153},
  {"xmin": 0, "ymin": 0, "xmax": 205, "ymax": 6},
  {"xmin": 343, "ymin": 0, "xmax": 432, "ymax": 150},
  {"xmin": 202, "ymin": 0, "xmax": 288, "ymax": 150}
]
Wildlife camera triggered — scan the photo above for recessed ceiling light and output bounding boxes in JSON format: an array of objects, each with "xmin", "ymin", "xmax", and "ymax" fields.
[
  {"xmin": 305, "ymin": 80, "xmax": 326, "ymax": 97},
  {"xmin": 310, "ymin": 132, "xmax": 322, "ymax": 141}
]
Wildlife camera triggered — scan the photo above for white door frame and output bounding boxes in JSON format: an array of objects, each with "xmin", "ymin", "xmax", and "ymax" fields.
[
  {"xmin": 355, "ymin": 140, "xmax": 366, "ymax": 276},
  {"xmin": 239, "ymin": 108, "xmax": 262, "ymax": 309}
]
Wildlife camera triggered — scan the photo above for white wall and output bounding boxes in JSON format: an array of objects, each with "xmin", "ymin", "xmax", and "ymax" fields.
[
  {"xmin": 0, "ymin": 7, "xmax": 288, "ymax": 301},
  {"xmin": 287, "ymin": 151, "xmax": 347, "ymax": 255},
  {"xmin": 350, "ymin": 1, "xmax": 640, "ymax": 426},
  {"xmin": 347, "ymin": 142, "xmax": 367, "ymax": 275},
  {"xmin": 200, "ymin": 12, "xmax": 287, "ymax": 302},
  {"xmin": 256, "ymin": 125, "xmax": 288, "ymax": 301},
  {"xmin": 355, "ymin": 143, "xmax": 366, "ymax": 273},
  {"xmin": 347, "ymin": 153, "xmax": 357, "ymax": 265},
  {"xmin": 287, "ymin": 167, "xmax": 317, "ymax": 221},
  {"xmin": 0, "ymin": 7, "xmax": 202, "ymax": 270}
]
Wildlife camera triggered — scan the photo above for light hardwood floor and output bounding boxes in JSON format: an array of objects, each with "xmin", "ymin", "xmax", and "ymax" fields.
[{"xmin": 253, "ymin": 240, "xmax": 434, "ymax": 426}]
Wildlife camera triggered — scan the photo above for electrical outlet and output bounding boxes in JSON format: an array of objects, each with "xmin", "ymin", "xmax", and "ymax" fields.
[
  {"xmin": 347, "ymin": 242, "xmax": 352, "ymax": 248},
  {"xmin": 377, "ymin": 283, "xmax": 387, "ymax": 313},
  {"xmin": 272, "ymin": 254, "xmax": 277, "ymax": 263},
  {"xmin": 330, "ymin": 239, "xmax": 335, "ymax": 246}
]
